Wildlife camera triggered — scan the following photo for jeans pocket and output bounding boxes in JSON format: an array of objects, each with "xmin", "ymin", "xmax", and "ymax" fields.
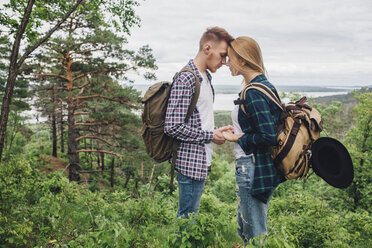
[
  {"xmin": 177, "ymin": 172, "xmax": 191, "ymax": 184},
  {"xmin": 236, "ymin": 164, "xmax": 249, "ymax": 177},
  {"xmin": 235, "ymin": 162, "xmax": 254, "ymax": 190}
]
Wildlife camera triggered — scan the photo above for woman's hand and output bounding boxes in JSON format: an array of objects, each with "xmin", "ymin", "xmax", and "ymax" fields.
[
  {"xmin": 213, "ymin": 126, "xmax": 234, "ymax": 145},
  {"xmin": 222, "ymin": 130, "xmax": 243, "ymax": 142}
]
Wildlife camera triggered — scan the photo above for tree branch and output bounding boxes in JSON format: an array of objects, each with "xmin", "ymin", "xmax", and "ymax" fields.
[
  {"xmin": 17, "ymin": 0, "xmax": 85, "ymax": 67},
  {"xmin": 76, "ymin": 135, "xmax": 113, "ymax": 146},
  {"xmin": 71, "ymin": 47, "xmax": 106, "ymax": 54},
  {"xmin": 72, "ymin": 68, "xmax": 111, "ymax": 81},
  {"xmin": 0, "ymin": 0, "xmax": 36, "ymax": 161},
  {"xmin": 74, "ymin": 123, "xmax": 102, "ymax": 127},
  {"xmin": 77, "ymin": 94, "xmax": 130, "ymax": 104},
  {"xmin": 36, "ymin": 73, "xmax": 68, "ymax": 81},
  {"xmin": 77, "ymin": 149, "xmax": 132, "ymax": 159},
  {"xmin": 74, "ymin": 112, "xmax": 90, "ymax": 116}
]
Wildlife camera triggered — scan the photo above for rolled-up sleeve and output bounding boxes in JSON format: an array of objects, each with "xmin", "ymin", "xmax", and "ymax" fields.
[{"xmin": 164, "ymin": 73, "xmax": 213, "ymax": 144}]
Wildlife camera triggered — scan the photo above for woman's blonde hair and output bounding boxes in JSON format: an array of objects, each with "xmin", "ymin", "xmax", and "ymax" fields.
[{"xmin": 228, "ymin": 37, "xmax": 266, "ymax": 81}]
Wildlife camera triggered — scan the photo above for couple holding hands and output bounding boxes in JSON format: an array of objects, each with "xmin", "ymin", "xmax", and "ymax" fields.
[{"xmin": 164, "ymin": 26, "xmax": 283, "ymax": 246}]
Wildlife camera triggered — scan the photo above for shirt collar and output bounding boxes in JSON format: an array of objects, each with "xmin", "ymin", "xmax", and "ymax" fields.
[
  {"xmin": 249, "ymin": 74, "xmax": 267, "ymax": 83},
  {"xmin": 238, "ymin": 74, "xmax": 267, "ymax": 98},
  {"xmin": 187, "ymin": 59, "xmax": 212, "ymax": 83}
]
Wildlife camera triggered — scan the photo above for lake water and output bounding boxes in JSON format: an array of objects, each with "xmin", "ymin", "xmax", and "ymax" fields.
[
  {"xmin": 23, "ymin": 88, "xmax": 351, "ymax": 123},
  {"xmin": 214, "ymin": 91, "xmax": 349, "ymax": 111},
  {"xmin": 134, "ymin": 84, "xmax": 357, "ymax": 111}
]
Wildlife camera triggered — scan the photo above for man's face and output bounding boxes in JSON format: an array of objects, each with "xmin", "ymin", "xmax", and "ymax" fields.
[{"xmin": 205, "ymin": 41, "xmax": 228, "ymax": 73}]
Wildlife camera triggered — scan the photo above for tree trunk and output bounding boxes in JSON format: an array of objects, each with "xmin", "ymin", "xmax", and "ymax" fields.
[
  {"xmin": 0, "ymin": 0, "xmax": 35, "ymax": 162},
  {"xmin": 124, "ymin": 173, "xmax": 131, "ymax": 189},
  {"xmin": 110, "ymin": 157, "xmax": 115, "ymax": 187},
  {"xmin": 67, "ymin": 103, "xmax": 80, "ymax": 181},
  {"xmin": 101, "ymin": 152, "xmax": 105, "ymax": 170},
  {"xmin": 90, "ymin": 139, "xmax": 93, "ymax": 168},
  {"xmin": 4, "ymin": 112, "xmax": 20, "ymax": 162},
  {"xmin": 65, "ymin": 51, "xmax": 80, "ymax": 181},
  {"xmin": 97, "ymin": 152, "xmax": 100, "ymax": 168},
  {"xmin": 51, "ymin": 87, "xmax": 57, "ymax": 157},
  {"xmin": 170, "ymin": 163, "xmax": 175, "ymax": 192},
  {"xmin": 52, "ymin": 113, "xmax": 57, "ymax": 157},
  {"xmin": 60, "ymin": 101, "xmax": 64, "ymax": 153},
  {"xmin": 0, "ymin": 0, "xmax": 84, "ymax": 162}
]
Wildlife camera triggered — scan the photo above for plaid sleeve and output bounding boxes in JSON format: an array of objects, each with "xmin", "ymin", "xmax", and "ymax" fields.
[
  {"xmin": 164, "ymin": 72, "xmax": 213, "ymax": 143},
  {"xmin": 237, "ymin": 90, "xmax": 277, "ymax": 151}
]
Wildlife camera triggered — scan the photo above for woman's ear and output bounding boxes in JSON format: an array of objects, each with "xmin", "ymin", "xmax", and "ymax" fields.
[{"xmin": 240, "ymin": 58, "xmax": 246, "ymax": 66}]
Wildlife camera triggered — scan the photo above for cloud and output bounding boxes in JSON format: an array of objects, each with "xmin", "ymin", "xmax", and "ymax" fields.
[{"xmin": 127, "ymin": 0, "xmax": 372, "ymax": 86}]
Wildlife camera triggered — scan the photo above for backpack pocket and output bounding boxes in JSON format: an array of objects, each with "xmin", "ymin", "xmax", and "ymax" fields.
[{"xmin": 142, "ymin": 126, "xmax": 176, "ymax": 163}]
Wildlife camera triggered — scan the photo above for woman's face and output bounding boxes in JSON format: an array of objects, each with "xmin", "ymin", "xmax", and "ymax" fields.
[{"xmin": 227, "ymin": 57, "xmax": 239, "ymax": 76}]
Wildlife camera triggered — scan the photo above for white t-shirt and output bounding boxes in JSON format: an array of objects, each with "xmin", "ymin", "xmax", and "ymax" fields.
[
  {"xmin": 231, "ymin": 105, "xmax": 248, "ymax": 159},
  {"xmin": 196, "ymin": 72, "xmax": 214, "ymax": 167}
]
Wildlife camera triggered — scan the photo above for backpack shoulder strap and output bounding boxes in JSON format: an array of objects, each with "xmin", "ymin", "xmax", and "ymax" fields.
[
  {"xmin": 239, "ymin": 82, "xmax": 283, "ymax": 130},
  {"xmin": 248, "ymin": 83, "xmax": 283, "ymax": 110},
  {"xmin": 173, "ymin": 68, "xmax": 201, "ymax": 122}
]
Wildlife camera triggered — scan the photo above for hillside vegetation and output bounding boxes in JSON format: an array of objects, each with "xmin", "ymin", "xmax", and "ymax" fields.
[
  {"xmin": 0, "ymin": 1, "xmax": 370, "ymax": 246},
  {"xmin": 1, "ymin": 89, "xmax": 371, "ymax": 247}
]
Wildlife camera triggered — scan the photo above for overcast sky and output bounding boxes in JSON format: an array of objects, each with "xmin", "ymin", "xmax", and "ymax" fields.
[{"xmin": 127, "ymin": 0, "xmax": 372, "ymax": 86}]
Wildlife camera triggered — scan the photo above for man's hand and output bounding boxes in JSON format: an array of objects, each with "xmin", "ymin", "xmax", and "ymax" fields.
[
  {"xmin": 212, "ymin": 126, "xmax": 234, "ymax": 145},
  {"xmin": 213, "ymin": 129, "xmax": 225, "ymax": 145},
  {"xmin": 222, "ymin": 129, "xmax": 243, "ymax": 142},
  {"xmin": 219, "ymin": 125, "xmax": 234, "ymax": 133}
]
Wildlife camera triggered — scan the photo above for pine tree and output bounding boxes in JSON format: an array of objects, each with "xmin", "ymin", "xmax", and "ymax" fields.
[
  {"xmin": 0, "ymin": 35, "xmax": 31, "ymax": 161},
  {"xmin": 0, "ymin": 0, "xmax": 142, "ymax": 162},
  {"xmin": 33, "ymin": 6, "xmax": 156, "ymax": 181}
]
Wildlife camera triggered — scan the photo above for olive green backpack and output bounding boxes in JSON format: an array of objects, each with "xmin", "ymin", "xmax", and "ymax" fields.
[{"xmin": 141, "ymin": 68, "xmax": 200, "ymax": 188}]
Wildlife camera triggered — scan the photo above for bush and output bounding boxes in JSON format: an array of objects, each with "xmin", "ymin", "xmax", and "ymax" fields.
[
  {"xmin": 1, "ymin": 154, "xmax": 370, "ymax": 247},
  {"xmin": 267, "ymin": 190, "xmax": 372, "ymax": 248}
]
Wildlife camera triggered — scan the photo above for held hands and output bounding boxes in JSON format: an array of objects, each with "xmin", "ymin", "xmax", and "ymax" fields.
[
  {"xmin": 221, "ymin": 127, "xmax": 243, "ymax": 142},
  {"xmin": 212, "ymin": 125, "xmax": 234, "ymax": 145}
]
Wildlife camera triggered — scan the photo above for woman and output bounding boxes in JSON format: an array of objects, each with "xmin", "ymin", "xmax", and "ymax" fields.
[{"xmin": 222, "ymin": 37, "xmax": 284, "ymax": 246}]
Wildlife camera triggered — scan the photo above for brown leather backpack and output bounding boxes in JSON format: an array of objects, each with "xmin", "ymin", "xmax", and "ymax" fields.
[{"xmin": 238, "ymin": 83, "xmax": 323, "ymax": 180}]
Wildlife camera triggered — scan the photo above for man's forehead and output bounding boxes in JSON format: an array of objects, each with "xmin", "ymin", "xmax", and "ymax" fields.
[{"xmin": 212, "ymin": 40, "xmax": 228, "ymax": 51}]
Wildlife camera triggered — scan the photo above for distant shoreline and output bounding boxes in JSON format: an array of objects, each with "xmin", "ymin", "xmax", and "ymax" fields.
[{"xmin": 133, "ymin": 84, "xmax": 369, "ymax": 95}]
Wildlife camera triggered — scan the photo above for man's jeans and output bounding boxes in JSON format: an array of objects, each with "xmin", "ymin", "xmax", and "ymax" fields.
[
  {"xmin": 235, "ymin": 155, "xmax": 275, "ymax": 246},
  {"xmin": 177, "ymin": 171, "xmax": 206, "ymax": 218}
]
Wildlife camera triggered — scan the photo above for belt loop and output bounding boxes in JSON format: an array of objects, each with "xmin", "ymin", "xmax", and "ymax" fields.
[{"xmin": 247, "ymin": 153, "xmax": 255, "ymax": 164}]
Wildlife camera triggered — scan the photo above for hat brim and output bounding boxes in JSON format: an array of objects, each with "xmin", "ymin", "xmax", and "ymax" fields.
[{"xmin": 311, "ymin": 137, "xmax": 354, "ymax": 188}]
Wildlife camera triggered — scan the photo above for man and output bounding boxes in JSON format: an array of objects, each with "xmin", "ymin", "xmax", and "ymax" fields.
[{"xmin": 164, "ymin": 27, "xmax": 234, "ymax": 218}]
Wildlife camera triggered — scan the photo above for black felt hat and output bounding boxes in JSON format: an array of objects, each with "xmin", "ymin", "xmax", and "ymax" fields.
[{"xmin": 311, "ymin": 137, "xmax": 354, "ymax": 188}]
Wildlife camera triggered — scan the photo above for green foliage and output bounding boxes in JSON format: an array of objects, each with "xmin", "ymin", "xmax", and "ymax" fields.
[
  {"xmin": 169, "ymin": 193, "xmax": 239, "ymax": 248},
  {"xmin": 280, "ymin": 91, "xmax": 302, "ymax": 102},
  {"xmin": 345, "ymin": 91, "xmax": 372, "ymax": 212},
  {"xmin": 208, "ymin": 153, "xmax": 236, "ymax": 204},
  {"xmin": 24, "ymin": 0, "xmax": 158, "ymax": 181},
  {"xmin": 312, "ymin": 100, "xmax": 353, "ymax": 139},
  {"xmin": 1, "ymin": 150, "xmax": 372, "ymax": 247},
  {"xmin": 154, "ymin": 173, "xmax": 178, "ymax": 195},
  {"xmin": 213, "ymin": 111, "xmax": 236, "ymax": 163},
  {"xmin": 0, "ymin": 34, "xmax": 31, "ymax": 160},
  {"xmin": 265, "ymin": 173, "xmax": 370, "ymax": 247},
  {"xmin": 0, "ymin": 0, "xmax": 142, "ymax": 43}
]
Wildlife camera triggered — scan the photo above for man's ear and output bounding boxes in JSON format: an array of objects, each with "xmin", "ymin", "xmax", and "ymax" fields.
[{"xmin": 203, "ymin": 43, "xmax": 211, "ymax": 55}]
